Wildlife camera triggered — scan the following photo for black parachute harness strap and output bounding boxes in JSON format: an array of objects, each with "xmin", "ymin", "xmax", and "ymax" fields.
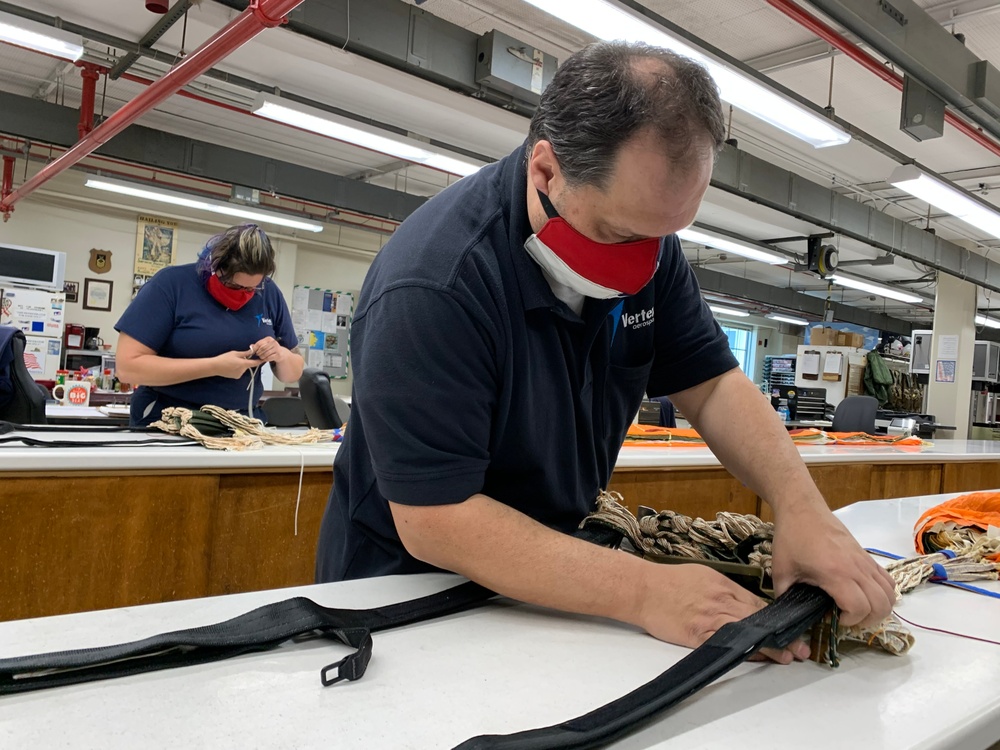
[
  {"xmin": 0, "ymin": 581, "xmax": 495, "ymax": 696},
  {"xmin": 0, "ymin": 420, "xmax": 198, "ymax": 448},
  {"xmin": 0, "ymin": 504, "xmax": 835, "ymax": 749}
]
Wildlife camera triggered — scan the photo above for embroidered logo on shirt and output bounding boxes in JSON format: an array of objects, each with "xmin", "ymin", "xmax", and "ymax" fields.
[
  {"xmin": 621, "ymin": 308, "xmax": 654, "ymax": 329},
  {"xmin": 255, "ymin": 314, "xmax": 273, "ymax": 327}
]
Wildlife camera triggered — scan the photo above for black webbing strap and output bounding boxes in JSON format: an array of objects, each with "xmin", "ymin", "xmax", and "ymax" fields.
[
  {"xmin": 0, "ymin": 421, "xmax": 196, "ymax": 448},
  {"xmin": 0, "ymin": 581, "xmax": 494, "ymax": 696},
  {"xmin": 453, "ymin": 584, "xmax": 832, "ymax": 750}
]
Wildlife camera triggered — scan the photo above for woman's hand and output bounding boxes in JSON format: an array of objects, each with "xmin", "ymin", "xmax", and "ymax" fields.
[
  {"xmin": 250, "ymin": 336, "xmax": 286, "ymax": 364},
  {"xmin": 214, "ymin": 348, "xmax": 257, "ymax": 379}
]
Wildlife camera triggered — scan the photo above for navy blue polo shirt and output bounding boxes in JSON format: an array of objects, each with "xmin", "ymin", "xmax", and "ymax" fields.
[
  {"xmin": 115, "ymin": 263, "xmax": 297, "ymax": 426},
  {"xmin": 315, "ymin": 146, "xmax": 737, "ymax": 581}
]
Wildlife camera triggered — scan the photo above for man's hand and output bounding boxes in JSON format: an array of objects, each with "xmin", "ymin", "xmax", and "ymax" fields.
[
  {"xmin": 250, "ymin": 336, "xmax": 286, "ymax": 364},
  {"xmin": 214, "ymin": 349, "xmax": 257, "ymax": 379},
  {"xmin": 636, "ymin": 563, "xmax": 810, "ymax": 664},
  {"xmin": 770, "ymin": 500, "xmax": 897, "ymax": 628}
]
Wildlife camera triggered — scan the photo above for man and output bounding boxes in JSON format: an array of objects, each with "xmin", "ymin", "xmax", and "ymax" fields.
[{"xmin": 316, "ymin": 41, "xmax": 895, "ymax": 662}]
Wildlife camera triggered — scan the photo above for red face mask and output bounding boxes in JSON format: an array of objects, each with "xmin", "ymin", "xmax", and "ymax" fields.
[
  {"xmin": 207, "ymin": 273, "xmax": 256, "ymax": 311},
  {"xmin": 524, "ymin": 190, "xmax": 661, "ymax": 298}
]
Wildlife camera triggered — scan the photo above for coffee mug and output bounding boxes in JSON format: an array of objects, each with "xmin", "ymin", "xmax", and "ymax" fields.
[{"xmin": 52, "ymin": 380, "xmax": 92, "ymax": 407}]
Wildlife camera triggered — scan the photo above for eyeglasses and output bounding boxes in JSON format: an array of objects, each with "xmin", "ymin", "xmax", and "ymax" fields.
[{"xmin": 220, "ymin": 277, "xmax": 265, "ymax": 293}]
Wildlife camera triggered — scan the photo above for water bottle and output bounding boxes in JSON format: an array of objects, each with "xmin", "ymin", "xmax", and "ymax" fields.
[{"xmin": 777, "ymin": 405, "xmax": 789, "ymax": 422}]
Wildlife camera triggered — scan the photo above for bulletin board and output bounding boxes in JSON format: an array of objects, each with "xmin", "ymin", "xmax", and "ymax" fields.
[{"xmin": 291, "ymin": 285, "xmax": 354, "ymax": 379}]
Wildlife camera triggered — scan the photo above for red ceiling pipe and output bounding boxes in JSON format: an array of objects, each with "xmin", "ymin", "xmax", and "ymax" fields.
[
  {"xmin": 1, "ymin": 156, "xmax": 15, "ymax": 219},
  {"xmin": 77, "ymin": 63, "xmax": 102, "ymax": 140},
  {"xmin": 0, "ymin": 0, "xmax": 303, "ymax": 215},
  {"xmin": 765, "ymin": 0, "xmax": 1000, "ymax": 161}
]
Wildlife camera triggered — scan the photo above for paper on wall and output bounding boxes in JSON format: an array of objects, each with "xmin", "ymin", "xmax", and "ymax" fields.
[
  {"xmin": 308, "ymin": 349, "xmax": 325, "ymax": 368},
  {"xmin": 322, "ymin": 313, "xmax": 338, "ymax": 333},
  {"xmin": 307, "ymin": 310, "xmax": 323, "ymax": 330},
  {"xmin": 325, "ymin": 354, "xmax": 343, "ymax": 369}
]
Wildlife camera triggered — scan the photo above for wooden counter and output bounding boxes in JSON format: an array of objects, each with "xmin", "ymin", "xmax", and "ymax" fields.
[{"xmin": 3, "ymin": 433, "xmax": 1000, "ymax": 621}]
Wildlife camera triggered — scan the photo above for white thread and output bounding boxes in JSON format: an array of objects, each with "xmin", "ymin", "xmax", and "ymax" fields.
[{"xmin": 293, "ymin": 447, "xmax": 306, "ymax": 536}]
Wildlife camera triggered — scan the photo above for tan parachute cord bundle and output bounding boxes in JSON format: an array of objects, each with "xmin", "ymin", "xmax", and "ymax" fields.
[
  {"xmin": 581, "ymin": 490, "xmax": 914, "ymax": 660},
  {"xmin": 151, "ymin": 406, "xmax": 338, "ymax": 451}
]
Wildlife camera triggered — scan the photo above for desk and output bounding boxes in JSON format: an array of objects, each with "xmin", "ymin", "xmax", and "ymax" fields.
[
  {"xmin": 0, "ymin": 430, "xmax": 337, "ymax": 621},
  {"xmin": 3, "ymin": 434, "xmax": 1000, "ymax": 621},
  {"xmin": 0, "ymin": 494, "xmax": 996, "ymax": 750}
]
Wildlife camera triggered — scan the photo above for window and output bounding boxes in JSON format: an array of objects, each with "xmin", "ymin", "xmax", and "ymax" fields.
[{"xmin": 720, "ymin": 324, "xmax": 755, "ymax": 375}]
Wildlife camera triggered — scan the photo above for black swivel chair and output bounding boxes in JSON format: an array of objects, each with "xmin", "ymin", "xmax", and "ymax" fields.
[
  {"xmin": 298, "ymin": 368, "xmax": 345, "ymax": 429},
  {"xmin": 0, "ymin": 327, "xmax": 47, "ymax": 424},
  {"xmin": 831, "ymin": 395, "xmax": 878, "ymax": 433}
]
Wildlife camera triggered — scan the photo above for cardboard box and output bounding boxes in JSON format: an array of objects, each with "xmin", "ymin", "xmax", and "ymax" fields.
[
  {"xmin": 835, "ymin": 331, "xmax": 848, "ymax": 346},
  {"xmin": 810, "ymin": 326, "xmax": 836, "ymax": 346}
]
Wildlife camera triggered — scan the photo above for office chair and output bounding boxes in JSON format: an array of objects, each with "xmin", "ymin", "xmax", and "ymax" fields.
[
  {"xmin": 261, "ymin": 396, "xmax": 307, "ymax": 427},
  {"xmin": 298, "ymin": 368, "xmax": 344, "ymax": 429},
  {"xmin": 651, "ymin": 395, "xmax": 676, "ymax": 428},
  {"xmin": 333, "ymin": 395, "xmax": 352, "ymax": 425},
  {"xmin": 0, "ymin": 327, "xmax": 47, "ymax": 425},
  {"xmin": 831, "ymin": 395, "xmax": 878, "ymax": 433}
]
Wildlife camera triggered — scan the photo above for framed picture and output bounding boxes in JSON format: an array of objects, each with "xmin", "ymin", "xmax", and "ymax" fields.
[
  {"xmin": 135, "ymin": 214, "xmax": 178, "ymax": 276},
  {"xmin": 63, "ymin": 280, "xmax": 79, "ymax": 303},
  {"xmin": 82, "ymin": 278, "xmax": 114, "ymax": 311}
]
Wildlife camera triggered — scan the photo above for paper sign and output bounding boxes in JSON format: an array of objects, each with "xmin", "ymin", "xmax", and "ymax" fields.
[{"xmin": 939, "ymin": 335, "xmax": 959, "ymax": 359}]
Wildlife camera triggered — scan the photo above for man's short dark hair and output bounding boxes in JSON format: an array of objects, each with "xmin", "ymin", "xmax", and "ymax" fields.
[{"xmin": 526, "ymin": 41, "xmax": 725, "ymax": 188}]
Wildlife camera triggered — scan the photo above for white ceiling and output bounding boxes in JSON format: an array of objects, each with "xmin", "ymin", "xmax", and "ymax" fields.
[{"xmin": 4, "ymin": 0, "xmax": 1000, "ymax": 327}]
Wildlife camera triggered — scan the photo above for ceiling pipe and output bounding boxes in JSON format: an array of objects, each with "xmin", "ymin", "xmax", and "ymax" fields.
[
  {"xmin": 77, "ymin": 63, "xmax": 102, "ymax": 140},
  {"xmin": 765, "ymin": 0, "xmax": 1000, "ymax": 161},
  {"xmin": 0, "ymin": 0, "xmax": 304, "ymax": 219},
  {"xmin": 1, "ymin": 156, "xmax": 14, "ymax": 202}
]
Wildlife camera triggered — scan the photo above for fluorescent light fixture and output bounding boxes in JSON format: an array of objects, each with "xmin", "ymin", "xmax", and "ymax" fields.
[
  {"xmin": 890, "ymin": 165, "xmax": 1000, "ymax": 241},
  {"xmin": 976, "ymin": 314, "xmax": 1000, "ymax": 329},
  {"xmin": 829, "ymin": 273, "xmax": 923, "ymax": 304},
  {"xmin": 0, "ymin": 12, "xmax": 84, "ymax": 61},
  {"xmin": 709, "ymin": 304, "xmax": 750, "ymax": 318},
  {"xmin": 85, "ymin": 177, "xmax": 324, "ymax": 233},
  {"xmin": 253, "ymin": 95, "xmax": 482, "ymax": 177},
  {"xmin": 677, "ymin": 227, "xmax": 787, "ymax": 265},
  {"xmin": 767, "ymin": 314, "xmax": 808, "ymax": 326},
  {"xmin": 522, "ymin": 0, "xmax": 851, "ymax": 149}
]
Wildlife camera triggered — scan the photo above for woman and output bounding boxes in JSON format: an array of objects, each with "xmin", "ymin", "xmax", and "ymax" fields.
[{"xmin": 116, "ymin": 224, "xmax": 304, "ymax": 427}]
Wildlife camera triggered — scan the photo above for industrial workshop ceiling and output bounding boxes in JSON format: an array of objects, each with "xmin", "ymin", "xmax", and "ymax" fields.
[{"xmin": 3, "ymin": 0, "xmax": 1000, "ymax": 332}]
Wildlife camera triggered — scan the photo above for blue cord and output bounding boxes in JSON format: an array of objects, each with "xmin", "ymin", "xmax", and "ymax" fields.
[{"xmin": 865, "ymin": 547, "xmax": 1000, "ymax": 600}]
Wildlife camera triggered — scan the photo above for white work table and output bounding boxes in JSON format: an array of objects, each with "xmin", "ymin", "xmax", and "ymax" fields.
[
  {"xmin": 3, "ymin": 431, "xmax": 1000, "ymax": 472},
  {"xmin": 0, "ymin": 493, "xmax": 996, "ymax": 749},
  {"xmin": 0, "ymin": 426, "xmax": 340, "ymax": 471}
]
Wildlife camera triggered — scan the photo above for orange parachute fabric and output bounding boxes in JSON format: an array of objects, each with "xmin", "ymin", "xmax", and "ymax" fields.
[
  {"xmin": 623, "ymin": 424, "xmax": 925, "ymax": 447},
  {"xmin": 913, "ymin": 491, "xmax": 1000, "ymax": 561}
]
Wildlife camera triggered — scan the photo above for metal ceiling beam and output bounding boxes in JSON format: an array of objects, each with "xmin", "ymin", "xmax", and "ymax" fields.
[
  {"xmin": 749, "ymin": 0, "xmax": 1000, "ymax": 73},
  {"xmin": 108, "ymin": 0, "xmax": 194, "ymax": 80},
  {"xmin": 712, "ymin": 144, "xmax": 1000, "ymax": 294},
  {"xmin": 803, "ymin": 0, "xmax": 1000, "ymax": 141},
  {"xmin": 212, "ymin": 0, "xmax": 540, "ymax": 116},
  {"xmin": 345, "ymin": 160, "xmax": 411, "ymax": 181},
  {"xmin": 0, "ymin": 91, "xmax": 425, "ymax": 221},
  {"xmin": 692, "ymin": 265, "xmax": 916, "ymax": 332}
]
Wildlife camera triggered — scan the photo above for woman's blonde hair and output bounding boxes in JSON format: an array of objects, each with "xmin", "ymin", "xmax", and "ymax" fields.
[{"xmin": 198, "ymin": 224, "xmax": 276, "ymax": 279}]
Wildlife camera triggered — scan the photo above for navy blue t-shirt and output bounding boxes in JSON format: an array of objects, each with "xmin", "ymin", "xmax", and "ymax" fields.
[
  {"xmin": 315, "ymin": 146, "xmax": 738, "ymax": 581},
  {"xmin": 115, "ymin": 263, "xmax": 297, "ymax": 426}
]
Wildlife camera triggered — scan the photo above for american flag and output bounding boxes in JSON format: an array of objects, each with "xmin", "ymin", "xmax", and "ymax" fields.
[{"xmin": 23, "ymin": 352, "xmax": 40, "ymax": 372}]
